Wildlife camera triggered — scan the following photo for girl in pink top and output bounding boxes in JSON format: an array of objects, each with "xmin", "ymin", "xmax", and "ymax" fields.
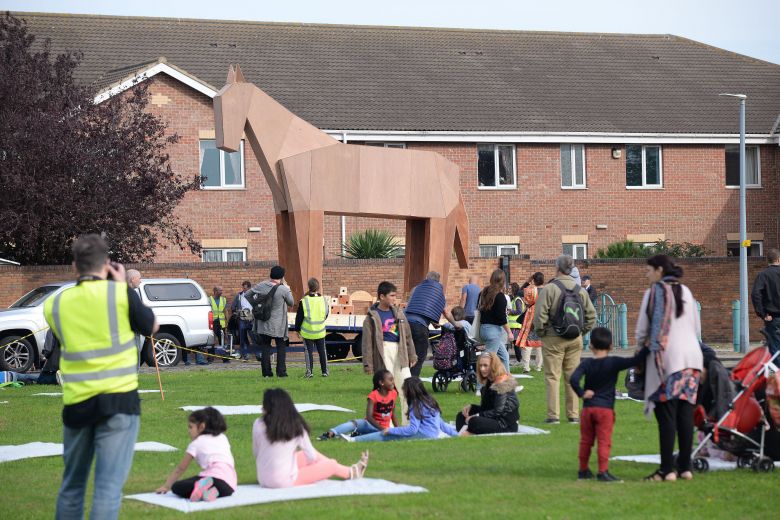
[
  {"xmin": 156, "ymin": 407, "xmax": 237, "ymax": 502},
  {"xmin": 252, "ymin": 388, "xmax": 369, "ymax": 488}
]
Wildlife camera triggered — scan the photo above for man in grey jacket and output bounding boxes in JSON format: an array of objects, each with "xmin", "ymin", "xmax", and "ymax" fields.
[{"xmin": 251, "ymin": 266, "xmax": 294, "ymax": 377}]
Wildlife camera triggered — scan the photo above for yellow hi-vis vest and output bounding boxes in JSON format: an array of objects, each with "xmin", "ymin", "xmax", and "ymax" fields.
[
  {"xmin": 300, "ymin": 294, "xmax": 329, "ymax": 340},
  {"xmin": 508, "ymin": 296, "xmax": 525, "ymax": 329},
  {"xmin": 209, "ymin": 296, "xmax": 227, "ymax": 326},
  {"xmin": 43, "ymin": 280, "xmax": 138, "ymax": 405}
]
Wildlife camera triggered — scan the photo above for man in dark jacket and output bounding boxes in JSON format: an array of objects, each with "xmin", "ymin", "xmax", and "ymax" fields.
[
  {"xmin": 404, "ymin": 272, "xmax": 446, "ymax": 377},
  {"xmin": 751, "ymin": 248, "xmax": 780, "ymax": 355}
]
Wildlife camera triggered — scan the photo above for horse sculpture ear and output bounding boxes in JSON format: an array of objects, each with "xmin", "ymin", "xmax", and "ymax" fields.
[{"xmin": 227, "ymin": 64, "xmax": 246, "ymax": 84}]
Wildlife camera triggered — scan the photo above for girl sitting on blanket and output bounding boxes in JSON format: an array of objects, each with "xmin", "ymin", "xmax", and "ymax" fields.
[
  {"xmin": 318, "ymin": 369, "xmax": 399, "ymax": 440},
  {"xmin": 156, "ymin": 407, "xmax": 237, "ymax": 502},
  {"xmin": 456, "ymin": 352, "xmax": 519, "ymax": 435},
  {"xmin": 253, "ymin": 388, "xmax": 369, "ymax": 487},
  {"xmin": 354, "ymin": 377, "xmax": 457, "ymax": 441}
]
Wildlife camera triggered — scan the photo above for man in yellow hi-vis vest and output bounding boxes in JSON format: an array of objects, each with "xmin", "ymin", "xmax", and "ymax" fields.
[
  {"xmin": 44, "ymin": 235, "xmax": 157, "ymax": 520},
  {"xmin": 209, "ymin": 286, "xmax": 230, "ymax": 364},
  {"xmin": 507, "ymin": 282, "xmax": 526, "ymax": 363},
  {"xmin": 294, "ymin": 278, "xmax": 330, "ymax": 377}
]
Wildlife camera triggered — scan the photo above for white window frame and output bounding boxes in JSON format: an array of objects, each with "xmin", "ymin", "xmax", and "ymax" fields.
[
  {"xmin": 625, "ymin": 145, "xmax": 663, "ymax": 189},
  {"xmin": 725, "ymin": 145, "xmax": 761, "ymax": 189},
  {"xmin": 560, "ymin": 144, "xmax": 587, "ymax": 189},
  {"xmin": 726, "ymin": 240, "xmax": 763, "ymax": 257},
  {"xmin": 563, "ymin": 243, "xmax": 588, "ymax": 259},
  {"xmin": 479, "ymin": 244, "xmax": 519, "ymax": 257},
  {"xmin": 201, "ymin": 248, "xmax": 247, "ymax": 262},
  {"xmin": 200, "ymin": 139, "xmax": 245, "ymax": 190},
  {"xmin": 364, "ymin": 142, "xmax": 407, "ymax": 149},
  {"xmin": 477, "ymin": 144, "xmax": 517, "ymax": 190}
]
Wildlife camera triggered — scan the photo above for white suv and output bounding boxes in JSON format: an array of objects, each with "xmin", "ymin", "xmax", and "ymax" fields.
[{"xmin": 0, "ymin": 278, "xmax": 213, "ymax": 372}]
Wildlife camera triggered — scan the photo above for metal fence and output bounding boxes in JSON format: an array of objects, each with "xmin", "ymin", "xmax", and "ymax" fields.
[{"xmin": 590, "ymin": 293, "xmax": 628, "ymax": 349}]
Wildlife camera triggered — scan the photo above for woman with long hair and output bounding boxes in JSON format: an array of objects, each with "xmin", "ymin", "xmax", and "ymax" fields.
[
  {"xmin": 636, "ymin": 255, "xmax": 703, "ymax": 482},
  {"xmin": 516, "ymin": 272, "xmax": 545, "ymax": 372},
  {"xmin": 252, "ymin": 389, "xmax": 368, "ymax": 487},
  {"xmin": 456, "ymin": 352, "xmax": 520, "ymax": 435},
  {"xmin": 478, "ymin": 269, "xmax": 512, "ymax": 373}
]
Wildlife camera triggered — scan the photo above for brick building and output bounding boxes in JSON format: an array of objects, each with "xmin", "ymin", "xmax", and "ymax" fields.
[{"xmin": 16, "ymin": 12, "xmax": 780, "ymax": 263}]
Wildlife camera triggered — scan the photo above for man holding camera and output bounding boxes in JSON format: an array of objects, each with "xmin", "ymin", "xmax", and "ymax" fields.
[{"xmin": 250, "ymin": 266, "xmax": 294, "ymax": 377}]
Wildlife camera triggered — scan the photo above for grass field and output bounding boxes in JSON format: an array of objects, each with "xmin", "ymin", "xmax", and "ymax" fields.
[{"xmin": 1, "ymin": 362, "xmax": 777, "ymax": 519}]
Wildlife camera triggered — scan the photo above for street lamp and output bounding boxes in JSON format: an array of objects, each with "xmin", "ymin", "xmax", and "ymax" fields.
[{"xmin": 720, "ymin": 93, "xmax": 748, "ymax": 353}]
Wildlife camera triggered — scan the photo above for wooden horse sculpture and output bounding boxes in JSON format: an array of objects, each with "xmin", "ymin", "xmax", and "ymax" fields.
[{"xmin": 214, "ymin": 65, "xmax": 469, "ymax": 299}]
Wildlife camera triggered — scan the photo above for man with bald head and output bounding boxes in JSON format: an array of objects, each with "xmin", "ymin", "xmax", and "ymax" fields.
[
  {"xmin": 126, "ymin": 269, "xmax": 141, "ymax": 290},
  {"xmin": 460, "ymin": 275, "xmax": 481, "ymax": 324}
]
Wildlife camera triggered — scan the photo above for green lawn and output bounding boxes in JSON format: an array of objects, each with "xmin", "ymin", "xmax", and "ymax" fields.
[{"xmin": 1, "ymin": 363, "xmax": 776, "ymax": 519}]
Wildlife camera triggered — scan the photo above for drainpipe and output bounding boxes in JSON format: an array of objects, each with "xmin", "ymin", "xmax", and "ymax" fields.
[{"xmin": 341, "ymin": 132, "xmax": 348, "ymax": 256}]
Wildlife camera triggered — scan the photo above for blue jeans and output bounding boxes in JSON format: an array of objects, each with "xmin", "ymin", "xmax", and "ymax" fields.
[
  {"xmin": 763, "ymin": 317, "xmax": 780, "ymax": 356},
  {"xmin": 329, "ymin": 418, "xmax": 379, "ymax": 437},
  {"xmin": 480, "ymin": 324, "xmax": 510, "ymax": 373},
  {"xmin": 239, "ymin": 320, "xmax": 253, "ymax": 357},
  {"xmin": 353, "ymin": 431, "xmax": 426, "ymax": 442},
  {"xmin": 56, "ymin": 413, "xmax": 140, "ymax": 520}
]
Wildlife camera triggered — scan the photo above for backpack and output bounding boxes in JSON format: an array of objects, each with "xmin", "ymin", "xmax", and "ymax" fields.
[
  {"xmin": 245, "ymin": 284, "xmax": 280, "ymax": 322},
  {"xmin": 550, "ymin": 279, "xmax": 585, "ymax": 339},
  {"xmin": 433, "ymin": 332, "xmax": 458, "ymax": 370},
  {"xmin": 624, "ymin": 367, "xmax": 645, "ymax": 401}
]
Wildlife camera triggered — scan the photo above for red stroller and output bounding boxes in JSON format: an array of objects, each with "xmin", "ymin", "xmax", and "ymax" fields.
[{"xmin": 691, "ymin": 346, "xmax": 780, "ymax": 472}]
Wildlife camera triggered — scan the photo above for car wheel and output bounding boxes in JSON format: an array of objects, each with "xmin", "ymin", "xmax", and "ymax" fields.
[
  {"xmin": 0, "ymin": 335, "xmax": 36, "ymax": 372},
  {"xmin": 147, "ymin": 333, "xmax": 182, "ymax": 367},
  {"xmin": 351, "ymin": 333, "xmax": 362, "ymax": 361}
]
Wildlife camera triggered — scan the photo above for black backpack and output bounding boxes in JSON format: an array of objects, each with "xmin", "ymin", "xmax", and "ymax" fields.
[
  {"xmin": 245, "ymin": 284, "xmax": 280, "ymax": 321},
  {"xmin": 550, "ymin": 279, "xmax": 585, "ymax": 339}
]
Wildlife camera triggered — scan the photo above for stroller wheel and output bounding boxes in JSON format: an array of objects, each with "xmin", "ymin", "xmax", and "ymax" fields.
[
  {"xmin": 692, "ymin": 457, "xmax": 709, "ymax": 473},
  {"xmin": 461, "ymin": 371, "xmax": 477, "ymax": 393},
  {"xmin": 737, "ymin": 455, "xmax": 753, "ymax": 469},
  {"xmin": 432, "ymin": 372, "xmax": 449, "ymax": 393},
  {"xmin": 753, "ymin": 456, "xmax": 775, "ymax": 473}
]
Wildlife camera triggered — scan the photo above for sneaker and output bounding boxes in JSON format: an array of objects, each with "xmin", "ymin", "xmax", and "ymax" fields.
[
  {"xmin": 522, "ymin": 369, "xmax": 531, "ymax": 374},
  {"xmin": 535, "ymin": 366, "xmax": 543, "ymax": 372},
  {"xmin": 203, "ymin": 487, "xmax": 218, "ymax": 501},
  {"xmin": 578, "ymin": 469, "xmax": 594, "ymax": 480},
  {"xmin": 475, "ymin": 390, "xmax": 481, "ymax": 397},
  {"xmin": 305, "ymin": 372, "xmax": 313, "ymax": 379},
  {"xmin": 597, "ymin": 471, "xmax": 623, "ymax": 483},
  {"xmin": 55, "ymin": 370, "xmax": 63, "ymax": 386},
  {"xmin": 544, "ymin": 418, "xmax": 560, "ymax": 424},
  {"xmin": 322, "ymin": 372, "xmax": 329, "ymax": 377},
  {"xmin": 340, "ymin": 433, "xmax": 356, "ymax": 443},
  {"xmin": 568, "ymin": 417, "xmax": 580, "ymax": 424},
  {"xmin": 184, "ymin": 361, "xmax": 191, "ymax": 366},
  {"xmin": 189, "ymin": 477, "xmax": 214, "ymax": 501},
  {"xmin": 317, "ymin": 431, "xmax": 335, "ymax": 441},
  {"xmin": 196, "ymin": 361, "xmax": 209, "ymax": 366}
]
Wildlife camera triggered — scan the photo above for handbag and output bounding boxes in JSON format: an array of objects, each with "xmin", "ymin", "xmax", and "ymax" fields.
[{"xmin": 468, "ymin": 294, "xmax": 483, "ymax": 343}]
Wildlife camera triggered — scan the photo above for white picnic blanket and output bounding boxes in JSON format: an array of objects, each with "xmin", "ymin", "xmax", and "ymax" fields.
[
  {"xmin": 341, "ymin": 424, "xmax": 548, "ymax": 442},
  {"xmin": 0, "ymin": 441, "xmax": 177, "ymax": 463},
  {"xmin": 180, "ymin": 404, "xmax": 354, "ymax": 416},
  {"xmin": 420, "ymin": 373, "xmax": 532, "ymax": 383},
  {"xmin": 33, "ymin": 389, "xmax": 161, "ymax": 397},
  {"xmin": 615, "ymin": 393, "xmax": 643, "ymax": 403},
  {"xmin": 125, "ymin": 478, "xmax": 427, "ymax": 512},
  {"xmin": 611, "ymin": 453, "xmax": 780, "ymax": 471}
]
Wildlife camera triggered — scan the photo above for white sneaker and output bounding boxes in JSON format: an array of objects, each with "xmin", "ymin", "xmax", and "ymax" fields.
[
  {"xmin": 55, "ymin": 370, "xmax": 63, "ymax": 386},
  {"xmin": 475, "ymin": 390, "xmax": 481, "ymax": 397},
  {"xmin": 516, "ymin": 385, "xmax": 524, "ymax": 393},
  {"xmin": 340, "ymin": 433, "xmax": 356, "ymax": 443}
]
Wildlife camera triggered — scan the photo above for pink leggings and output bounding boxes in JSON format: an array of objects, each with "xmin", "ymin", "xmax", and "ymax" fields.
[{"xmin": 293, "ymin": 451, "xmax": 350, "ymax": 486}]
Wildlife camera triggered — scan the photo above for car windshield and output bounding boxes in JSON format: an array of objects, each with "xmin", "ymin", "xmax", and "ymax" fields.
[{"xmin": 9, "ymin": 286, "xmax": 61, "ymax": 308}]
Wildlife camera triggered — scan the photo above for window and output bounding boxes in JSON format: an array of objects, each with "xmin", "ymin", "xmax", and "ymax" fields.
[
  {"xmin": 144, "ymin": 283, "xmax": 201, "ymax": 302},
  {"xmin": 365, "ymin": 142, "xmax": 406, "ymax": 149},
  {"xmin": 479, "ymin": 244, "xmax": 518, "ymax": 257},
  {"xmin": 200, "ymin": 139, "xmax": 245, "ymax": 188},
  {"xmin": 563, "ymin": 243, "xmax": 587, "ymax": 259},
  {"xmin": 477, "ymin": 144, "xmax": 515, "ymax": 188},
  {"xmin": 626, "ymin": 145, "xmax": 662, "ymax": 188},
  {"xmin": 725, "ymin": 146, "xmax": 760, "ymax": 187},
  {"xmin": 727, "ymin": 240, "xmax": 763, "ymax": 257},
  {"xmin": 560, "ymin": 144, "xmax": 586, "ymax": 188},
  {"xmin": 202, "ymin": 248, "xmax": 246, "ymax": 262}
]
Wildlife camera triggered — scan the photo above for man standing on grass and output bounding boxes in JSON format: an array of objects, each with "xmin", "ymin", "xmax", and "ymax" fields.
[
  {"xmin": 405, "ymin": 271, "xmax": 446, "ymax": 377},
  {"xmin": 752, "ymin": 248, "xmax": 780, "ymax": 355},
  {"xmin": 534, "ymin": 255, "xmax": 596, "ymax": 424},
  {"xmin": 44, "ymin": 234, "xmax": 157, "ymax": 520},
  {"xmin": 251, "ymin": 266, "xmax": 294, "ymax": 377}
]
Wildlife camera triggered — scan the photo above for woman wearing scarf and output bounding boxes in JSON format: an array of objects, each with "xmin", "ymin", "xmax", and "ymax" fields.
[
  {"xmin": 636, "ymin": 255, "xmax": 703, "ymax": 482},
  {"xmin": 516, "ymin": 272, "xmax": 544, "ymax": 373}
]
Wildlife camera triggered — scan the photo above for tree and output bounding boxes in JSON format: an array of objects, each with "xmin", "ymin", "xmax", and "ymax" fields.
[
  {"xmin": 0, "ymin": 13, "xmax": 201, "ymax": 264},
  {"xmin": 340, "ymin": 229, "xmax": 402, "ymax": 259}
]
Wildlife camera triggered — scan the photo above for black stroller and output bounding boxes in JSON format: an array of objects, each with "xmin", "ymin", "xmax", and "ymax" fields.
[{"xmin": 431, "ymin": 328, "xmax": 478, "ymax": 392}]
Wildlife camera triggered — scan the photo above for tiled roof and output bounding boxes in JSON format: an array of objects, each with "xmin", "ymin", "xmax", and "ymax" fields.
[{"xmin": 13, "ymin": 11, "xmax": 780, "ymax": 134}]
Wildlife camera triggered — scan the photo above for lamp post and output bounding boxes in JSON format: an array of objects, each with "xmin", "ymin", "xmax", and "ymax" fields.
[{"xmin": 720, "ymin": 93, "xmax": 748, "ymax": 353}]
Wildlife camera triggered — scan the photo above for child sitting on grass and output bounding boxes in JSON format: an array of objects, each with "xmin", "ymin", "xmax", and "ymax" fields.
[
  {"xmin": 569, "ymin": 327, "xmax": 649, "ymax": 483},
  {"xmin": 156, "ymin": 407, "xmax": 237, "ymax": 501},
  {"xmin": 253, "ymin": 388, "xmax": 369, "ymax": 487},
  {"xmin": 318, "ymin": 369, "xmax": 398, "ymax": 440},
  {"xmin": 352, "ymin": 377, "xmax": 457, "ymax": 441}
]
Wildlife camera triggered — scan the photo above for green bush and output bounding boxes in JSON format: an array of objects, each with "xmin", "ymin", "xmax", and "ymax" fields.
[
  {"xmin": 596, "ymin": 239, "xmax": 711, "ymax": 258},
  {"xmin": 340, "ymin": 229, "xmax": 402, "ymax": 259},
  {"xmin": 595, "ymin": 240, "xmax": 648, "ymax": 258}
]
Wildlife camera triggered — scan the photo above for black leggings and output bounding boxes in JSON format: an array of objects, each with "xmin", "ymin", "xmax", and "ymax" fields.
[
  {"xmin": 409, "ymin": 322, "xmax": 431, "ymax": 377},
  {"xmin": 455, "ymin": 412, "xmax": 515, "ymax": 435},
  {"xmin": 171, "ymin": 476, "xmax": 234, "ymax": 499},
  {"xmin": 304, "ymin": 338, "xmax": 328, "ymax": 374},
  {"xmin": 654, "ymin": 400, "xmax": 695, "ymax": 474}
]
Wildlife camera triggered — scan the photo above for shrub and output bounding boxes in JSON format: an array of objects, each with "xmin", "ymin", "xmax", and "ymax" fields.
[
  {"xmin": 340, "ymin": 229, "xmax": 402, "ymax": 259},
  {"xmin": 595, "ymin": 240, "xmax": 648, "ymax": 259},
  {"xmin": 596, "ymin": 239, "xmax": 712, "ymax": 259}
]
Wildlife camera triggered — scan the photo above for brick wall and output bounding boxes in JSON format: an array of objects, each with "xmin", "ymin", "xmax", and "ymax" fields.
[
  {"xmin": 140, "ymin": 76, "xmax": 780, "ymax": 264},
  {"xmin": 0, "ymin": 256, "xmax": 768, "ymax": 343}
]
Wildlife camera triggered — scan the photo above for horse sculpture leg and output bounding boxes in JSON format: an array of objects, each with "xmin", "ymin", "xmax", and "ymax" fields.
[
  {"xmin": 288, "ymin": 210, "xmax": 324, "ymax": 301},
  {"xmin": 404, "ymin": 217, "xmax": 451, "ymax": 295},
  {"xmin": 276, "ymin": 211, "xmax": 303, "ymax": 299}
]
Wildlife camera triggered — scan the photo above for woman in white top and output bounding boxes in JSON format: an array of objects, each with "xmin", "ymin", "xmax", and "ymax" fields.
[
  {"xmin": 252, "ymin": 389, "xmax": 368, "ymax": 488},
  {"xmin": 636, "ymin": 255, "xmax": 703, "ymax": 482}
]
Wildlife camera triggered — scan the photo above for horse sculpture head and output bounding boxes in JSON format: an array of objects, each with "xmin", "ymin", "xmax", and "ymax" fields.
[{"xmin": 214, "ymin": 64, "xmax": 253, "ymax": 153}]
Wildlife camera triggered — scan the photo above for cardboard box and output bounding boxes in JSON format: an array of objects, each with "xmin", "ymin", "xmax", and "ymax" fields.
[
  {"xmin": 338, "ymin": 286, "xmax": 348, "ymax": 296},
  {"xmin": 338, "ymin": 294, "xmax": 351, "ymax": 305}
]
